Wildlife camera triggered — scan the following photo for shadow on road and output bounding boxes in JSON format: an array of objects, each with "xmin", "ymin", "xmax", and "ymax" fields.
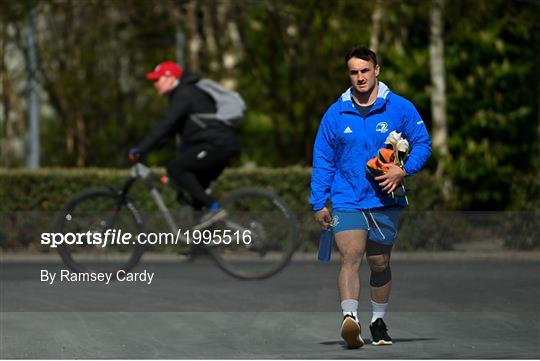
[{"xmin": 320, "ymin": 337, "xmax": 438, "ymax": 347}]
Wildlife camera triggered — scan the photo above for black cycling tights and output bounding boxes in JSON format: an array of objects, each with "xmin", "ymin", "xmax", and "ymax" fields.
[{"xmin": 166, "ymin": 143, "xmax": 237, "ymax": 210}]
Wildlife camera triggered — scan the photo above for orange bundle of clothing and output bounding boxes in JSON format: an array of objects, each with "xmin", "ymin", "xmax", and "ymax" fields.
[
  {"xmin": 365, "ymin": 131, "xmax": 410, "ymax": 202},
  {"xmin": 366, "ymin": 148, "xmax": 395, "ymax": 177}
]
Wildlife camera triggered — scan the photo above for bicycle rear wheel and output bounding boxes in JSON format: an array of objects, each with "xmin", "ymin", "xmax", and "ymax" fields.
[
  {"xmin": 55, "ymin": 188, "xmax": 145, "ymax": 275},
  {"xmin": 207, "ymin": 187, "xmax": 299, "ymax": 280}
]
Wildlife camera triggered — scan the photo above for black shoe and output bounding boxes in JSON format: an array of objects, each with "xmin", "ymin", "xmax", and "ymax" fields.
[
  {"xmin": 369, "ymin": 318, "xmax": 392, "ymax": 345},
  {"xmin": 341, "ymin": 315, "xmax": 364, "ymax": 349}
]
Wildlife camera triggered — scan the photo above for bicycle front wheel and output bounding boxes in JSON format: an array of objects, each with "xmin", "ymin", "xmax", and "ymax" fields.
[
  {"xmin": 207, "ymin": 187, "xmax": 299, "ymax": 280},
  {"xmin": 55, "ymin": 188, "xmax": 146, "ymax": 275}
]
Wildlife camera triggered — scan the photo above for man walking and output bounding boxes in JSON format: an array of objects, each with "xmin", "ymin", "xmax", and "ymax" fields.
[{"xmin": 310, "ymin": 47, "xmax": 432, "ymax": 348}]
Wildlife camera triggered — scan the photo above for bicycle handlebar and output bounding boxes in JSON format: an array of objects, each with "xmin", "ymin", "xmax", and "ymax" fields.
[{"xmin": 129, "ymin": 162, "xmax": 172, "ymax": 187}]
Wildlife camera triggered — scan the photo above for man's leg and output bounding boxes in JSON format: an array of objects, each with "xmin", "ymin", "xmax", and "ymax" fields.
[
  {"xmin": 167, "ymin": 144, "xmax": 234, "ymax": 210},
  {"xmin": 367, "ymin": 243, "xmax": 392, "ymax": 302},
  {"xmin": 367, "ymin": 250, "xmax": 392, "ymax": 314},
  {"xmin": 367, "ymin": 249, "xmax": 393, "ymax": 346},
  {"xmin": 334, "ymin": 229, "xmax": 367, "ymax": 348},
  {"xmin": 335, "ymin": 230, "xmax": 367, "ymax": 307},
  {"xmin": 365, "ymin": 206, "xmax": 399, "ymax": 346}
]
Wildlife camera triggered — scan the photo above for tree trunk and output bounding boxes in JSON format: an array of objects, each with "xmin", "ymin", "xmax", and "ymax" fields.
[
  {"xmin": 66, "ymin": 124, "xmax": 74, "ymax": 157},
  {"xmin": 429, "ymin": 0, "xmax": 449, "ymax": 178},
  {"xmin": 221, "ymin": 3, "xmax": 242, "ymax": 90},
  {"xmin": 1, "ymin": 22, "xmax": 26, "ymax": 167},
  {"xmin": 75, "ymin": 111, "xmax": 86, "ymax": 167},
  {"xmin": 370, "ymin": 0, "xmax": 383, "ymax": 54},
  {"xmin": 204, "ymin": 0, "xmax": 220, "ymax": 72},
  {"xmin": 1, "ymin": 21, "xmax": 12, "ymax": 166},
  {"xmin": 185, "ymin": 0, "xmax": 202, "ymax": 72},
  {"xmin": 266, "ymin": 2, "xmax": 286, "ymax": 161},
  {"xmin": 204, "ymin": 0, "xmax": 241, "ymax": 89},
  {"xmin": 536, "ymin": 16, "xmax": 540, "ymax": 170}
]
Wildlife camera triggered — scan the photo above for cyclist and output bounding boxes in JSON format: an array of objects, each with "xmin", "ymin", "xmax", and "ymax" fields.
[{"xmin": 128, "ymin": 61, "xmax": 241, "ymax": 215}]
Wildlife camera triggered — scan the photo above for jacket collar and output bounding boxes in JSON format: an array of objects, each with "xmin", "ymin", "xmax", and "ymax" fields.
[{"xmin": 339, "ymin": 81, "xmax": 391, "ymax": 114}]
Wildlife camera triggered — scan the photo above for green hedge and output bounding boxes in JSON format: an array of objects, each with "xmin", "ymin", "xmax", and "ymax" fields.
[
  {"xmin": 1, "ymin": 167, "xmax": 536, "ymax": 251},
  {"xmin": 504, "ymin": 173, "xmax": 540, "ymax": 249},
  {"xmin": 0, "ymin": 167, "xmax": 446, "ymax": 212}
]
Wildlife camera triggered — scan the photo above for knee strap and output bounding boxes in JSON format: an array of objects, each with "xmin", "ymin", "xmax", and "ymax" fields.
[{"xmin": 370, "ymin": 265, "xmax": 392, "ymax": 287}]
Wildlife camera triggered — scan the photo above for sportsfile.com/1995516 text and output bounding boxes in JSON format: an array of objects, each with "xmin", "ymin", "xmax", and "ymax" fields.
[{"xmin": 40, "ymin": 228, "xmax": 252, "ymax": 248}]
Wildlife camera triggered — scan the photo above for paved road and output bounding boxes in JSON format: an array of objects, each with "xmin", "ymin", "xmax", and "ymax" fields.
[{"xmin": 1, "ymin": 254, "xmax": 539, "ymax": 359}]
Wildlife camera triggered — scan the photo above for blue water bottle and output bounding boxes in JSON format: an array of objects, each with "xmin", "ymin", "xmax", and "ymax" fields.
[{"xmin": 318, "ymin": 227, "xmax": 333, "ymax": 263}]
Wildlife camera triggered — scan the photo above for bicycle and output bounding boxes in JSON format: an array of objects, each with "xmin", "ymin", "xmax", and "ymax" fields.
[{"xmin": 54, "ymin": 162, "xmax": 299, "ymax": 280}]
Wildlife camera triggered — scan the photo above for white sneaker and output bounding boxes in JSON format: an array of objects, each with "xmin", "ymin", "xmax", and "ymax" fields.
[{"xmin": 341, "ymin": 315, "xmax": 364, "ymax": 349}]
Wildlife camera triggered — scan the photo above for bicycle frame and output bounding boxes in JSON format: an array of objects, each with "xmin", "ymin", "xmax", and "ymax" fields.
[
  {"xmin": 120, "ymin": 163, "xmax": 237, "ymax": 246},
  {"xmin": 56, "ymin": 162, "xmax": 297, "ymax": 279}
]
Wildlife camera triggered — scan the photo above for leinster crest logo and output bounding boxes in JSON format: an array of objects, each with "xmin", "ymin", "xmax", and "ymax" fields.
[{"xmin": 375, "ymin": 122, "xmax": 389, "ymax": 133}]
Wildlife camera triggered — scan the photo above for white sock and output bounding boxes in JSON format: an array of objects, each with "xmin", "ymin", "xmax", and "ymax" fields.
[
  {"xmin": 371, "ymin": 300, "xmax": 388, "ymax": 324},
  {"xmin": 341, "ymin": 299, "xmax": 358, "ymax": 320},
  {"xmin": 343, "ymin": 311, "xmax": 358, "ymax": 320}
]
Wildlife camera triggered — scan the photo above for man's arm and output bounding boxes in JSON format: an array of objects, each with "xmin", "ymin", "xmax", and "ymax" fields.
[
  {"xmin": 375, "ymin": 101, "xmax": 431, "ymax": 193},
  {"xmin": 310, "ymin": 110, "xmax": 337, "ymax": 213},
  {"xmin": 400, "ymin": 101, "xmax": 432, "ymax": 175},
  {"xmin": 137, "ymin": 95, "xmax": 192, "ymax": 155}
]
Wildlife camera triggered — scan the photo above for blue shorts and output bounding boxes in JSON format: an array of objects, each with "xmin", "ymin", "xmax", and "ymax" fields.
[{"xmin": 332, "ymin": 206, "xmax": 401, "ymax": 246}]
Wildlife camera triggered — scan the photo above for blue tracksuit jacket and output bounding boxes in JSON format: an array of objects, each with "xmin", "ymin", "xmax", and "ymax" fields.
[{"xmin": 310, "ymin": 81, "xmax": 432, "ymax": 211}]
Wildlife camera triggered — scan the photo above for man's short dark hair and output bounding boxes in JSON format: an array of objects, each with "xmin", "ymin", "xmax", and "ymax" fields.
[{"xmin": 345, "ymin": 47, "xmax": 378, "ymax": 67}]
